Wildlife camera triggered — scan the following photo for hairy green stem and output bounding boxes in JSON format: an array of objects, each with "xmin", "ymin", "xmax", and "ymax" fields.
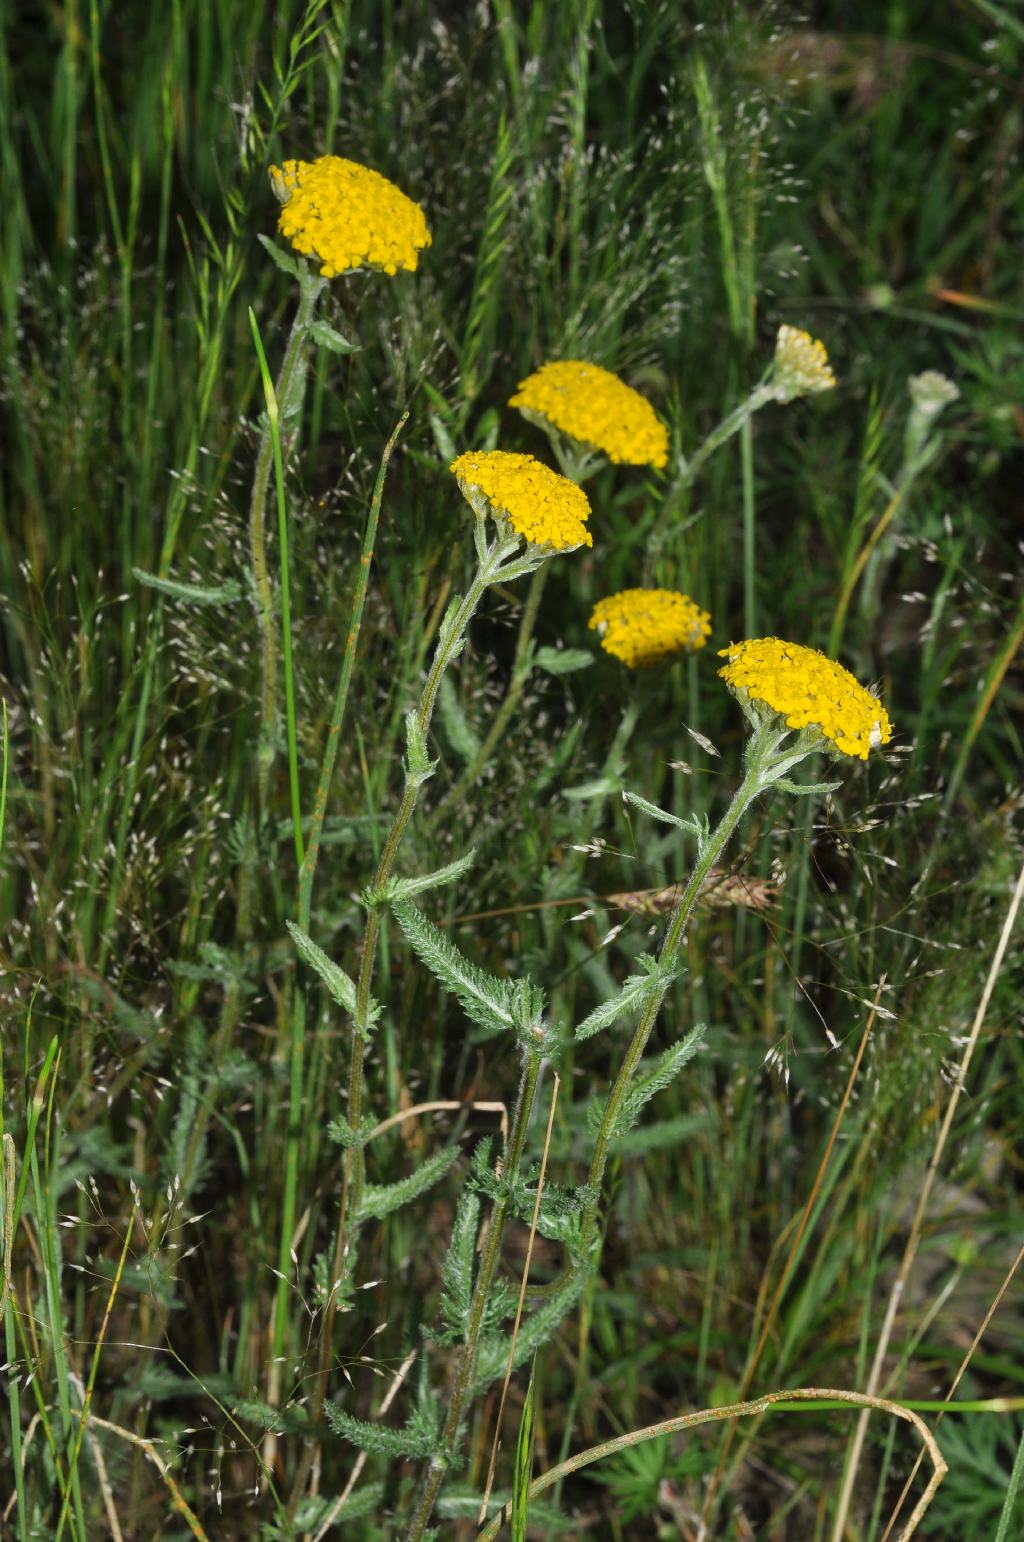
[
  {"xmin": 433, "ymin": 562, "xmax": 550, "ymax": 820},
  {"xmin": 679, "ymin": 380, "xmax": 773, "ymax": 490},
  {"xmin": 316, "ymin": 532, "xmax": 525, "ymax": 1382},
  {"xmin": 245, "ymin": 272, "xmax": 323, "ymax": 1365},
  {"xmin": 287, "ymin": 418, "xmax": 409, "ymax": 1459},
  {"xmin": 407, "ymin": 1049, "xmax": 543, "ymax": 1541},
  {"xmin": 249, "ymin": 305, "xmax": 305, "ymax": 869},
  {"xmin": 297, "ymin": 414, "xmax": 408, "ymax": 930},
  {"xmin": 578, "ymin": 754, "xmax": 764, "ymax": 1252},
  {"xmin": 248, "ymin": 271, "xmax": 323, "ymax": 830}
]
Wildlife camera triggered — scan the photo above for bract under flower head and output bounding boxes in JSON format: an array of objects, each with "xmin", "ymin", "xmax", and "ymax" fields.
[
  {"xmin": 717, "ymin": 638, "xmax": 892, "ymax": 760},
  {"xmin": 773, "ymin": 326, "xmax": 836, "ymax": 402},
  {"xmin": 450, "ymin": 451, "xmax": 593, "ymax": 552},
  {"xmin": 589, "ymin": 588, "xmax": 711, "ymax": 667},
  {"xmin": 269, "ymin": 156, "xmax": 431, "ymax": 278},
  {"xmin": 509, "ymin": 361, "xmax": 669, "ymax": 469}
]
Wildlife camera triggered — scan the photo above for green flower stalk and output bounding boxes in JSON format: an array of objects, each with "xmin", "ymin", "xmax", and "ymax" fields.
[
  {"xmin": 298, "ymin": 452, "xmax": 593, "ymax": 1455},
  {"xmin": 408, "ymin": 638, "xmax": 893, "ymax": 1536},
  {"xmin": 581, "ymin": 638, "xmax": 892, "ymax": 1240},
  {"xmin": 828, "ymin": 368, "xmax": 959, "ymax": 656},
  {"xmin": 434, "ymin": 362, "xmax": 665, "ymax": 821},
  {"xmin": 252, "ymin": 154, "xmax": 432, "ymax": 1381}
]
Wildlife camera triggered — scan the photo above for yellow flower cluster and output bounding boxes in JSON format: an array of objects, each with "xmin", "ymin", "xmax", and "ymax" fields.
[
  {"xmin": 450, "ymin": 450, "xmax": 593, "ymax": 551},
  {"xmin": 773, "ymin": 326, "xmax": 836, "ymax": 402},
  {"xmin": 270, "ymin": 156, "xmax": 431, "ymax": 278},
  {"xmin": 717, "ymin": 638, "xmax": 893, "ymax": 759},
  {"xmin": 509, "ymin": 361, "xmax": 670, "ymax": 469},
  {"xmin": 589, "ymin": 588, "xmax": 711, "ymax": 668}
]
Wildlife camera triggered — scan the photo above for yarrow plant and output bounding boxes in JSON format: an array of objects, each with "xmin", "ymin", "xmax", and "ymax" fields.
[
  {"xmin": 717, "ymin": 637, "xmax": 893, "ymax": 759},
  {"xmin": 510, "ymin": 359, "xmax": 670, "ymax": 472},
  {"xmin": 450, "ymin": 448, "xmax": 594, "ymax": 552},
  {"xmin": 251, "ymin": 153, "xmax": 432, "ymax": 1388},
  {"xmin": 771, "ymin": 324, "xmax": 837, "ymax": 403},
  {"xmin": 401, "ymin": 632, "xmax": 896, "ymax": 1538},
  {"xmin": 589, "ymin": 587, "xmax": 712, "ymax": 667},
  {"xmin": 270, "ymin": 154, "xmax": 431, "ymax": 276}
]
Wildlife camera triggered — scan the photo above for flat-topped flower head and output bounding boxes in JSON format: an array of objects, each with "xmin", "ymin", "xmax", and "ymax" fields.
[
  {"xmin": 908, "ymin": 370, "xmax": 959, "ymax": 420},
  {"xmin": 773, "ymin": 326, "xmax": 836, "ymax": 403},
  {"xmin": 589, "ymin": 588, "xmax": 711, "ymax": 668},
  {"xmin": 509, "ymin": 361, "xmax": 669, "ymax": 469},
  {"xmin": 450, "ymin": 450, "xmax": 593, "ymax": 552},
  {"xmin": 718, "ymin": 638, "xmax": 892, "ymax": 760},
  {"xmin": 269, "ymin": 156, "xmax": 431, "ymax": 278}
]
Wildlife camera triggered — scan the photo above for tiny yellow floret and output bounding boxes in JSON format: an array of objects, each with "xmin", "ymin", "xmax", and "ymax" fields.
[
  {"xmin": 773, "ymin": 326, "xmax": 836, "ymax": 402},
  {"xmin": 509, "ymin": 361, "xmax": 669, "ymax": 469},
  {"xmin": 717, "ymin": 638, "xmax": 892, "ymax": 760},
  {"xmin": 269, "ymin": 156, "xmax": 431, "ymax": 278},
  {"xmin": 450, "ymin": 450, "xmax": 593, "ymax": 551},
  {"xmin": 589, "ymin": 589, "xmax": 711, "ymax": 668}
]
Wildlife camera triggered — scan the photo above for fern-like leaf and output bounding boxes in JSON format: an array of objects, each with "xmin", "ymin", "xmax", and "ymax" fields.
[
  {"xmin": 612, "ymin": 1024, "xmax": 707, "ymax": 1137},
  {"xmin": 372, "ymin": 848, "xmax": 476, "ymax": 906},
  {"xmin": 391, "ymin": 899, "xmax": 515, "ymax": 1035},
  {"xmin": 575, "ymin": 955, "xmax": 674, "ymax": 1042},
  {"xmin": 287, "ymin": 921, "xmax": 381, "ymax": 1038},
  {"xmin": 324, "ymin": 1400, "xmax": 438, "ymax": 1459},
  {"xmin": 357, "ymin": 1142, "xmax": 460, "ymax": 1222},
  {"xmin": 438, "ymin": 676, "xmax": 482, "ymax": 764}
]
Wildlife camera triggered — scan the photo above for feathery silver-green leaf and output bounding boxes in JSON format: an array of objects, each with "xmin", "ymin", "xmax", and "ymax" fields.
[{"xmin": 391, "ymin": 900, "xmax": 515, "ymax": 1035}]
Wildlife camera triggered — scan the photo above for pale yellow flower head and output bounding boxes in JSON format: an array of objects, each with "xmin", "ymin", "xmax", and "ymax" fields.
[
  {"xmin": 718, "ymin": 638, "xmax": 892, "ymax": 760},
  {"xmin": 269, "ymin": 156, "xmax": 431, "ymax": 278},
  {"xmin": 589, "ymin": 588, "xmax": 711, "ymax": 668},
  {"xmin": 773, "ymin": 326, "xmax": 836, "ymax": 402},
  {"xmin": 509, "ymin": 361, "xmax": 670, "ymax": 469},
  {"xmin": 908, "ymin": 370, "xmax": 959, "ymax": 420},
  {"xmin": 450, "ymin": 450, "xmax": 593, "ymax": 552}
]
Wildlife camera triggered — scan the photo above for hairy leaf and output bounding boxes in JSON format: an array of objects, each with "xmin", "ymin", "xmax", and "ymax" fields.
[
  {"xmin": 132, "ymin": 567, "xmax": 243, "ymax": 605},
  {"xmin": 613, "ymin": 1024, "xmax": 707, "ymax": 1136},
  {"xmin": 533, "ymin": 646, "xmax": 594, "ymax": 676},
  {"xmin": 357, "ymin": 1142, "xmax": 460, "ymax": 1222},
  {"xmin": 438, "ymin": 675, "xmax": 482, "ymax": 764},
  {"xmin": 374, "ymin": 848, "xmax": 476, "ymax": 905},
  {"xmin": 308, "ymin": 318, "xmax": 359, "ymax": 355},
  {"xmin": 325, "ymin": 1400, "xmax": 438, "ymax": 1460},
  {"xmin": 575, "ymin": 955, "xmax": 674, "ymax": 1042},
  {"xmin": 391, "ymin": 900, "xmax": 515, "ymax": 1035},
  {"xmin": 257, "ymin": 232, "xmax": 301, "ymax": 279}
]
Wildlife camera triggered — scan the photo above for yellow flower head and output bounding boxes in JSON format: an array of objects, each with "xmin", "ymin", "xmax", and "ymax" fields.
[
  {"xmin": 589, "ymin": 588, "xmax": 711, "ymax": 668},
  {"xmin": 717, "ymin": 638, "xmax": 893, "ymax": 760},
  {"xmin": 269, "ymin": 156, "xmax": 431, "ymax": 278},
  {"xmin": 509, "ymin": 361, "xmax": 670, "ymax": 469},
  {"xmin": 773, "ymin": 326, "xmax": 836, "ymax": 402},
  {"xmin": 450, "ymin": 450, "xmax": 593, "ymax": 551}
]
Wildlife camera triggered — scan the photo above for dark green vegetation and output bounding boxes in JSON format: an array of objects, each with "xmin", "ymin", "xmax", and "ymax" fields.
[{"xmin": 1, "ymin": 0, "xmax": 1022, "ymax": 1537}]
